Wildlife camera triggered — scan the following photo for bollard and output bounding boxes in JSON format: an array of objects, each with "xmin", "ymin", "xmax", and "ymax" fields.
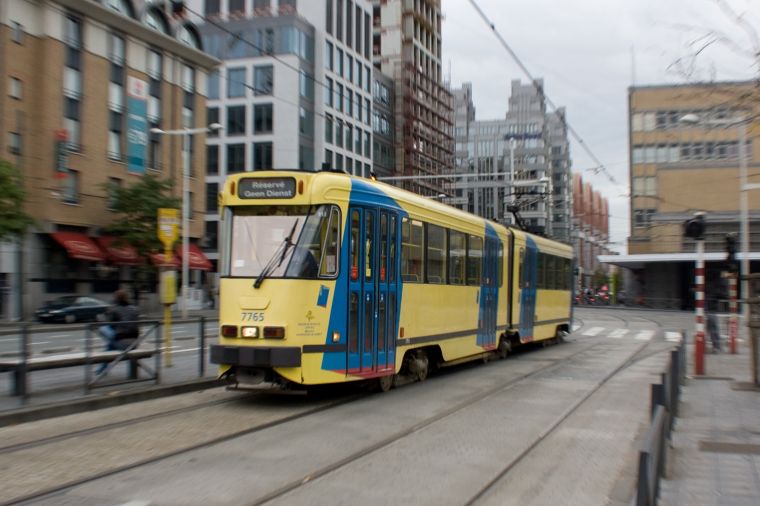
[
  {"xmin": 18, "ymin": 324, "xmax": 29, "ymax": 402},
  {"xmin": 199, "ymin": 316, "xmax": 206, "ymax": 377},
  {"xmin": 84, "ymin": 325, "xmax": 92, "ymax": 394}
]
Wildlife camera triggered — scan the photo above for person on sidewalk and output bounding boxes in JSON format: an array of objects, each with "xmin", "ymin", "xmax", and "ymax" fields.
[
  {"xmin": 97, "ymin": 289, "xmax": 140, "ymax": 374},
  {"xmin": 707, "ymin": 312, "xmax": 721, "ymax": 353}
]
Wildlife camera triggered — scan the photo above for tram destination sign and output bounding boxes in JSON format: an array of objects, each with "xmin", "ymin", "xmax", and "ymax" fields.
[{"xmin": 238, "ymin": 177, "xmax": 296, "ymax": 199}]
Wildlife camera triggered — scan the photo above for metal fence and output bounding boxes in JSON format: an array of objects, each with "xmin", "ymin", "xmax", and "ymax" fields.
[{"xmin": 636, "ymin": 336, "xmax": 686, "ymax": 506}]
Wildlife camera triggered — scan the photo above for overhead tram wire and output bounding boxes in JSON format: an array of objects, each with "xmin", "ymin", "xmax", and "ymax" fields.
[{"xmin": 467, "ymin": 0, "xmax": 622, "ymax": 188}]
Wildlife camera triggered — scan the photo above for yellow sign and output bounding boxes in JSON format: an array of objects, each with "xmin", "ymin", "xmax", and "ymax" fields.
[
  {"xmin": 158, "ymin": 208, "xmax": 179, "ymax": 249},
  {"xmin": 160, "ymin": 270, "xmax": 177, "ymax": 304}
]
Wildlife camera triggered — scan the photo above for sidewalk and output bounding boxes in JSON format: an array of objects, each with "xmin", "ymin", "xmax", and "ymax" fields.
[
  {"xmin": 660, "ymin": 339, "xmax": 760, "ymax": 505},
  {"xmin": 0, "ymin": 308, "xmax": 222, "ymax": 425}
]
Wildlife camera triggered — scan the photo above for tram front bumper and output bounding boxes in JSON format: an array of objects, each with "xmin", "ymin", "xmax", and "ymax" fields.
[{"xmin": 210, "ymin": 345, "xmax": 302, "ymax": 368}]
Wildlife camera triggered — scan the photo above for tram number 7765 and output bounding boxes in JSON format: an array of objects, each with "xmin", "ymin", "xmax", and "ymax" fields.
[{"xmin": 241, "ymin": 312, "xmax": 265, "ymax": 322}]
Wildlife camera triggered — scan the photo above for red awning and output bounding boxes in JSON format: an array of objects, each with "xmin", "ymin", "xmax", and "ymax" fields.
[
  {"xmin": 150, "ymin": 252, "xmax": 180, "ymax": 268},
  {"xmin": 96, "ymin": 236, "xmax": 141, "ymax": 266},
  {"xmin": 51, "ymin": 232, "xmax": 106, "ymax": 262},
  {"xmin": 176, "ymin": 243, "xmax": 213, "ymax": 271}
]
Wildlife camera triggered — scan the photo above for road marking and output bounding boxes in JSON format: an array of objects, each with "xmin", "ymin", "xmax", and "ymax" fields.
[
  {"xmin": 665, "ymin": 331, "xmax": 682, "ymax": 342},
  {"xmin": 582, "ymin": 327, "xmax": 604, "ymax": 336},
  {"xmin": 634, "ymin": 330, "xmax": 655, "ymax": 341},
  {"xmin": 608, "ymin": 329, "xmax": 628, "ymax": 339},
  {"xmin": 571, "ymin": 324, "xmax": 581, "ymax": 331}
]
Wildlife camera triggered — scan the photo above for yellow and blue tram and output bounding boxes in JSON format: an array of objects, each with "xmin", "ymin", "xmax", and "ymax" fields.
[{"xmin": 210, "ymin": 169, "xmax": 573, "ymax": 390}]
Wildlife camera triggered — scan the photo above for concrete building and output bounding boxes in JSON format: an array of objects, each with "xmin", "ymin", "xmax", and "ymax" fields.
[
  {"xmin": 450, "ymin": 79, "xmax": 573, "ymax": 241},
  {"xmin": 572, "ymin": 173, "xmax": 610, "ymax": 290},
  {"xmin": 371, "ymin": 0, "xmax": 453, "ymax": 196},
  {"xmin": 0, "ymin": 0, "xmax": 217, "ymax": 319},
  {"xmin": 600, "ymin": 81, "xmax": 760, "ymax": 309},
  {"xmin": 190, "ymin": 0, "xmax": 375, "ymax": 273},
  {"xmin": 371, "ymin": 69, "xmax": 395, "ymax": 178}
]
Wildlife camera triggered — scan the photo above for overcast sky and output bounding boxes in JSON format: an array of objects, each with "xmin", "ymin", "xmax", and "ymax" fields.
[{"xmin": 441, "ymin": 0, "xmax": 760, "ymax": 253}]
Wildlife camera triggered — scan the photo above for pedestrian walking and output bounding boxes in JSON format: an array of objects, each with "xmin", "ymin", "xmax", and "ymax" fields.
[
  {"xmin": 707, "ymin": 313, "xmax": 721, "ymax": 353},
  {"xmin": 97, "ymin": 289, "xmax": 140, "ymax": 374}
]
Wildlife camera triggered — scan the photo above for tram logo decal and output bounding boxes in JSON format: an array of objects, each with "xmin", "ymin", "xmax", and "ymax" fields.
[
  {"xmin": 317, "ymin": 285, "xmax": 329, "ymax": 307},
  {"xmin": 305, "ymin": 310, "xmax": 315, "ymax": 322}
]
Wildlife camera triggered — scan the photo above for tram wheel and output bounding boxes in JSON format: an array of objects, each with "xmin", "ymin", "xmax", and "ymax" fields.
[
  {"xmin": 497, "ymin": 337, "xmax": 512, "ymax": 359},
  {"xmin": 377, "ymin": 374, "xmax": 394, "ymax": 392},
  {"xmin": 414, "ymin": 351, "xmax": 429, "ymax": 382}
]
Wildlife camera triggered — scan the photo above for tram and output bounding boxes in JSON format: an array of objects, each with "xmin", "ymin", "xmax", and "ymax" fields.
[{"xmin": 210, "ymin": 169, "xmax": 573, "ymax": 391}]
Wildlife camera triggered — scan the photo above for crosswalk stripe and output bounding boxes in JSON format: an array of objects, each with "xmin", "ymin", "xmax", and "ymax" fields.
[
  {"xmin": 608, "ymin": 329, "xmax": 628, "ymax": 339},
  {"xmin": 582, "ymin": 327, "xmax": 604, "ymax": 336},
  {"xmin": 634, "ymin": 330, "xmax": 654, "ymax": 341},
  {"xmin": 665, "ymin": 331, "xmax": 682, "ymax": 342},
  {"xmin": 572, "ymin": 324, "xmax": 581, "ymax": 331}
]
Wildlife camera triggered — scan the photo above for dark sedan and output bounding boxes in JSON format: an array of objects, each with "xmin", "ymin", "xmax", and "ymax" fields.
[{"xmin": 35, "ymin": 296, "xmax": 111, "ymax": 323}]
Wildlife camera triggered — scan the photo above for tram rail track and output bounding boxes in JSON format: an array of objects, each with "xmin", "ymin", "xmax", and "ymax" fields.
[{"xmin": 6, "ymin": 318, "xmax": 670, "ymax": 506}]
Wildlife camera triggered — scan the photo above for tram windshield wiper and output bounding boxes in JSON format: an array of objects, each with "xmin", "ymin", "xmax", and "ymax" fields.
[{"xmin": 253, "ymin": 219, "xmax": 299, "ymax": 289}]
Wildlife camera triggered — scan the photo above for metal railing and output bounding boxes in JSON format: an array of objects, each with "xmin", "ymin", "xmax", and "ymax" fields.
[
  {"xmin": 2, "ymin": 316, "xmax": 216, "ymax": 403},
  {"xmin": 636, "ymin": 335, "xmax": 686, "ymax": 506}
]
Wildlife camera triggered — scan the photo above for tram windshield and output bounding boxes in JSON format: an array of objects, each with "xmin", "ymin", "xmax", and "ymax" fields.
[{"xmin": 227, "ymin": 204, "xmax": 340, "ymax": 280}]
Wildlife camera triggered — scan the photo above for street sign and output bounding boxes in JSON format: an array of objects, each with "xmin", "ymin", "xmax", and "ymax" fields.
[{"xmin": 158, "ymin": 208, "xmax": 179, "ymax": 250}]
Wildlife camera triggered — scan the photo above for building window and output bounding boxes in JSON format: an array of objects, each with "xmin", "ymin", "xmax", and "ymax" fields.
[
  {"xmin": 204, "ymin": 0, "xmax": 221, "ymax": 16},
  {"xmin": 226, "ymin": 105, "xmax": 246, "ymax": 135},
  {"xmin": 63, "ymin": 15, "xmax": 82, "ymax": 151},
  {"xmin": 325, "ymin": 41, "xmax": 333, "ymax": 70},
  {"xmin": 254, "ymin": 65, "xmax": 273, "ymax": 95},
  {"xmin": 336, "ymin": 48, "xmax": 343, "ymax": 77},
  {"xmin": 227, "ymin": 67, "xmax": 245, "ymax": 98},
  {"xmin": 337, "ymin": 0, "xmax": 343, "ymax": 41},
  {"xmin": 62, "ymin": 170, "xmax": 79, "ymax": 204},
  {"xmin": 325, "ymin": 148, "xmax": 333, "ymax": 168},
  {"xmin": 108, "ymin": 111, "xmax": 123, "ymax": 160},
  {"xmin": 8, "ymin": 77, "xmax": 22, "ymax": 99},
  {"xmin": 326, "ymin": 0, "xmax": 333, "ymax": 34},
  {"xmin": 325, "ymin": 78, "xmax": 333, "ymax": 107},
  {"xmin": 354, "ymin": 127, "xmax": 361, "ymax": 155},
  {"xmin": 206, "ymin": 182, "xmax": 218, "ymax": 213},
  {"xmin": 633, "ymin": 176, "xmax": 657, "ymax": 197},
  {"xmin": 204, "ymin": 221, "xmax": 218, "ymax": 251},
  {"xmin": 299, "ymin": 71, "xmax": 313, "ymax": 100},
  {"xmin": 8, "ymin": 132, "xmax": 21, "ymax": 155},
  {"xmin": 345, "ymin": 89, "xmax": 352, "ymax": 116},
  {"xmin": 335, "ymin": 120, "xmax": 343, "ymax": 148},
  {"xmin": 147, "ymin": 126, "xmax": 161, "ymax": 170},
  {"xmin": 254, "ymin": 0, "xmax": 271, "ymax": 14},
  {"xmin": 107, "ymin": 178, "xmax": 121, "ymax": 210},
  {"xmin": 279, "ymin": 0, "xmax": 296, "ymax": 14},
  {"xmin": 299, "ymin": 145, "xmax": 313, "ymax": 170},
  {"xmin": 207, "ymin": 145, "xmax": 219, "ymax": 175},
  {"xmin": 299, "ymin": 107, "xmax": 313, "ymax": 136},
  {"xmin": 633, "ymin": 209, "xmax": 656, "ymax": 227},
  {"xmin": 207, "ymin": 107, "xmax": 219, "ymax": 136},
  {"xmin": 227, "ymin": 144, "xmax": 246, "ymax": 174},
  {"xmin": 12, "ymin": 22, "xmax": 24, "ymax": 44},
  {"xmin": 364, "ymin": 130, "xmax": 371, "ymax": 157},
  {"xmin": 253, "ymin": 103, "xmax": 273, "ymax": 134},
  {"xmin": 229, "ymin": 0, "xmax": 245, "ymax": 16},
  {"xmin": 253, "ymin": 142, "xmax": 273, "ymax": 170},
  {"xmin": 207, "ymin": 69, "xmax": 220, "ymax": 100},
  {"xmin": 325, "ymin": 114, "xmax": 334, "ymax": 143},
  {"xmin": 335, "ymin": 83, "xmax": 343, "ymax": 112}
]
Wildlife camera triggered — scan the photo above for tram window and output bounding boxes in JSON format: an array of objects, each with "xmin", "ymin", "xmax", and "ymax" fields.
[
  {"xmin": 401, "ymin": 217, "xmax": 423, "ymax": 282},
  {"xmin": 380, "ymin": 213, "xmax": 388, "ymax": 281},
  {"xmin": 498, "ymin": 242, "xmax": 504, "ymax": 287},
  {"xmin": 546, "ymin": 255, "xmax": 556, "ymax": 289},
  {"xmin": 318, "ymin": 206, "xmax": 340, "ymax": 276},
  {"xmin": 426, "ymin": 223, "xmax": 446, "ymax": 284},
  {"xmin": 519, "ymin": 248, "xmax": 525, "ymax": 287},
  {"xmin": 365, "ymin": 212, "xmax": 374, "ymax": 280},
  {"xmin": 467, "ymin": 235, "xmax": 482, "ymax": 285},
  {"xmin": 448, "ymin": 230, "xmax": 466, "ymax": 285},
  {"xmin": 350, "ymin": 210, "xmax": 360, "ymax": 280},
  {"xmin": 389, "ymin": 215, "xmax": 397, "ymax": 282},
  {"xmin": 536, "ymin": 253, "xmax": 545, "ymax": 289}
]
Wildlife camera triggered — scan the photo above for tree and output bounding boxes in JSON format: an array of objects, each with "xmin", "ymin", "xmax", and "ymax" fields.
[
  {"xmin": 104, "ymin": 174, "xmax": 181, "ymax": 259},
  {"xmin": 0, "ymin": 159, "xmax": 33, "ymax": 240}
]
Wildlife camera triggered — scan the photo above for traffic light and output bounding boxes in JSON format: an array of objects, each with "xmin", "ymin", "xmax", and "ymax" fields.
[
  {"xmin": 725, "ymin": 234, "xmax": 738, "ymax": 272},
  {"xmin": 683, "ymin": 214, "xmax": 705, "ymax": 240}
]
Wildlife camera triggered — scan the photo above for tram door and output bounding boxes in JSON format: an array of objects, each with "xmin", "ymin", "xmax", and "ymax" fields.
[
  {"xmin": 347, "ymin": 207, "xmax": 399, "ymax": 375},
  {"xmin": 518, "ymin": 241, "xmax": 538, "ymax": 341},
  {"xmin": 479, "ymin": 236, "xmax": 499, "ymax": 348}
]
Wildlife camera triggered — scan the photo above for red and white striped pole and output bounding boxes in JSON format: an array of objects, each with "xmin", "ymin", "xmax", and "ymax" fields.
[
  {"xmin": 695, "ymin": 240, "xmax": 705, "ymax": 375},
  {"xmin": 729, "ymin": 272, "xmax": 738, "ymax": 354}
]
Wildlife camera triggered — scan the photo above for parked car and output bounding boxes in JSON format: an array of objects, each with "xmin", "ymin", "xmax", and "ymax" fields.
[{"xmin": 35, "ymin": 296, "xmax": 111, "ymax": 323}]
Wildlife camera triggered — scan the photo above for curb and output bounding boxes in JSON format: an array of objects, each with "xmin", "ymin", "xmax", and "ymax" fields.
[{"xmin": 0, "ymin": 378, "xmax": 223, "ymax": 427}]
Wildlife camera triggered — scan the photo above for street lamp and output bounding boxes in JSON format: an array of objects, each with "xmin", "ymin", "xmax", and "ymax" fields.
[
  {"xmin": 150, "ymin": 123, "xmax": 223, "ymax": 318},
  {"xmin": 680, "ymin": 113, "xmax": 752, "ymax": 326}
]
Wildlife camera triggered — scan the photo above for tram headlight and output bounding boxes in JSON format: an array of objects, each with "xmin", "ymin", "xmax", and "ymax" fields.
[
  {"xmin": 263, "ymin": 326, "xmax": 285, "ymax": 339},
  {"xmin": 241, "ymin": 326, "xmax": 259, "ymax": 338},
  {"xmin": 332, "ymin": 331, "xmax": 341, "ymax": 343}
]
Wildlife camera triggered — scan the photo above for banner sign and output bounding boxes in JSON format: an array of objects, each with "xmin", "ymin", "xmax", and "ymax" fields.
[
  {"xmin": 127, "ymin": 76, "xmax": 148, "ymax": 175},
  {"xmin": 238, "ymin": 178, "xmax": 297, "ymax": 199},
  {"xmin": 158, "ymin": 208, "xmax": 180, "ymax": 250}
]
